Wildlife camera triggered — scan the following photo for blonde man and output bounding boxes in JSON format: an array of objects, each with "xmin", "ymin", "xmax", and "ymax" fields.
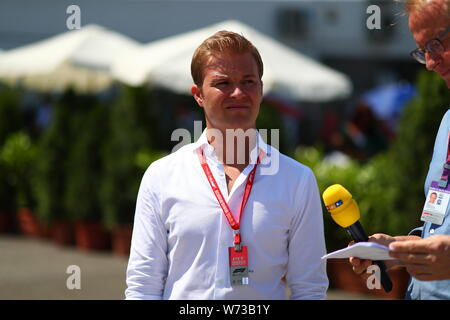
[{"xmin": 125, "ymin": 31, "xmax": 328, "ymax": 300}]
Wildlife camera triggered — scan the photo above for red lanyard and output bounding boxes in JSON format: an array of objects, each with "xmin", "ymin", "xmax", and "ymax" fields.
[
  {"xmin": 440, "ymin": 131, "xmax": 450, "ymax": 188},
  {"xmin": 197, "ymin": 148, "xmax": 260, "ymax": 250}
]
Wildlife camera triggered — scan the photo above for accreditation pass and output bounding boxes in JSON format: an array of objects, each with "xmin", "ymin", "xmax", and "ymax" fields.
[{"xmin": 421, "ymin": 181, "xmax": 450, "ymax": 225}]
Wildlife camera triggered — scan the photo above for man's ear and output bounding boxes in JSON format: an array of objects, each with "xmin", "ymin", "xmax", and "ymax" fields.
[{"xmin": 191, "ymin": 85, "xmax": 204, "ymax": 107}]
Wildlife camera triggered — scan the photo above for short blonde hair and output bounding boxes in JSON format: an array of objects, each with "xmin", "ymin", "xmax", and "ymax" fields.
[
  {"xmin": 191, "ymin": 30, "xmax": 264, "ymax": 86},
  {"xmin": 403, "ymin": 0, "xmax": 450, "ymax": 15}
]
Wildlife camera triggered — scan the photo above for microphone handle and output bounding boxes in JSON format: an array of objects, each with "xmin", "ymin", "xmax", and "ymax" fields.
[
  {"xmin": 346, "ymin": 221, "xmax": 369, "ymax": 242},
  {"xmin": 374, "ymin": 260, "xmax": 393, "ymax": 292},
  {"xmin": 346, "ymin": 221, "xmax": 393, "ymax": 293}
]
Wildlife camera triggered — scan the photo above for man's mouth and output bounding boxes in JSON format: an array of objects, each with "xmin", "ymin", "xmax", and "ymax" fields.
[{"xmin": 226, "ymin": 106, "xmax": 249, "ymax": 110}]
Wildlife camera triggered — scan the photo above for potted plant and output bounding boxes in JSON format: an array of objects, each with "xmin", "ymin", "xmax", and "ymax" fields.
[
  {"xmin": 64, "ymin": 93, "xmax": 111, "ymax": 251},
  {"xmin": 34, "ymin": 91, "xmax": 76, "ymax": 246},
  {"xmin": 100, "ymin": 85, "xmax": 160, "ymax": 256},
  {"xmin": 1, "ymin": 131, "xmax": 44, "ymax": 237}
]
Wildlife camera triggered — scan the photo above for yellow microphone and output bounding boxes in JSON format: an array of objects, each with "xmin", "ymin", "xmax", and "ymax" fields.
[
  {"xmin": 322, "ymin": 184, "xmax": 360, "ymax": 228},
  {"xmin": 322, "ymin": 184, "xmax": 392, "ymax": 292}
]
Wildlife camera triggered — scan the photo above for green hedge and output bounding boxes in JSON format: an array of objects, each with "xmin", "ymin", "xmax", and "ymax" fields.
[
  {"xmin": 0, "ymin": 85, "xmax": 23, "ymax": 213},
  {"xmin": 34, "ymin": 90, "xmax": 76, "ymax": 224},
  {"xmin": 0, "ymin": 85, "xmax": 167, "ymax": 230},
  {"xmin": 100, "ymin": 85, "xmax": 165, "ymax": 230},
  {"xmin": 64, "ymin": 97, "xmax": 109, "ymax": 223},
  {"xmin": 295, "ymin": 147, "xmax": 402, "ymax": 251},
  {"xmin": 295, "ymin": 70, "xmax": 450, "ymax": 251}
]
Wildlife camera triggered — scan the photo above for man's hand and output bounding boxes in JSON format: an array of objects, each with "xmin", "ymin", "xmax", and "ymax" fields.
[
  {"xmin": 348, "ymin": 233, "xmax": 403, "ymax": 274},
  {"xmin": 389, "ymin": 235, "xmax": 450, "ymax": 281}
]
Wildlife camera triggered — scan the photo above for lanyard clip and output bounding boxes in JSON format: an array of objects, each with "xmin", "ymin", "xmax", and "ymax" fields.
[{"xmin": 233, "ymin": 229, "xmax": 242, "ymax": 252}]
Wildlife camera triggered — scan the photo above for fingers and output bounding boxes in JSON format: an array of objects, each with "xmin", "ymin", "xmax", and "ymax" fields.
[
  {"xmin": 368, "ymin": 233, "xmax": 395, "ymax": 247},
  {"xmin": 404, "ymin": 264, "xmax": 445, "ymax": 281},
  {"xmin": 389, "ymin": 235, "xmax": 448, "ymax": 254},
  {"xmin": 347, "ymin": 240, "xmax": 374, "ymax": 275},
  {"xmin": 389, "ymin": 251, "xmax": 431, "ymax": 264},
  {"xmin": 349, "ymin": 256, "xmax": 372, "ymax": 275},
  {"xmin": 389, "ymin": 240, "xmax": 426, "ymax": 254},
  {"xmin": 389, "ymin": 249, "xmax": 445, "ymax": 281}
]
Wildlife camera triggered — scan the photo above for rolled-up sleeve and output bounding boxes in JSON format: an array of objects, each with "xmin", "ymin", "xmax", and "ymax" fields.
[
  {"xmin": 286, "ymin": 168, "xmax": 329, "ymax": 300},
  {"xmin": 125, "ymin": 164, "xmax": 168, "ymax": 300}
]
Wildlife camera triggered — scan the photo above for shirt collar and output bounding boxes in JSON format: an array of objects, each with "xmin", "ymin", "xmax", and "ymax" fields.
[{"xmin": 192, "ymin": 128, "xmax": 273, "ymax": 164}]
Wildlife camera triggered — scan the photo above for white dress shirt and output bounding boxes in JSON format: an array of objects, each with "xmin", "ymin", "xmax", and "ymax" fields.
[{"xmin": 125, "ymin": 129, "xmax": 328, "ymax": 300}]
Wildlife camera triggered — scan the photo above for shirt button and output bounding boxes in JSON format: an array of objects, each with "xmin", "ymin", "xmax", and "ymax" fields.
[{"xmin": 430, "ymin": 229, "xmax": 435, "ymax": 234}]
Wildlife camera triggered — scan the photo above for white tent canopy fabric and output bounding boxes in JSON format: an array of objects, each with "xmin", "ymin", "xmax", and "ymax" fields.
[
  {"xmin": 112, "ymin": 20, "xmax": 352, "ymax": 102},
  {"xmin": 0, "ymin": 25, "xmax": 141, "ymax": 92}
]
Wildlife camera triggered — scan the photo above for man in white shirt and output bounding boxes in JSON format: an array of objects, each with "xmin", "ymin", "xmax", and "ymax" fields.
[{"xmin": 125, "ymin": 30, "xmax": 328, "ymax": 300}]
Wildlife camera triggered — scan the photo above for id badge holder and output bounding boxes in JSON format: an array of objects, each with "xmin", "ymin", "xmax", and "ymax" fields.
[
  {"xmin": 421, "ymin": 181, "xmax": 450, "ymax": 225},
  {"xmin": 229, "ymin": 245, "xmax": 249, "ymax": 286}
]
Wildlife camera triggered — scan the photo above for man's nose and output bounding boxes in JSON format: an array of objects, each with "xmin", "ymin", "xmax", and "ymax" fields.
[
  {"xmin": 425, "ymin": 51, "xmax": 442, "ymax": 71},
  {"xmin": 230, "ymin": 85, "xmax": 245, "ymax": 98}
]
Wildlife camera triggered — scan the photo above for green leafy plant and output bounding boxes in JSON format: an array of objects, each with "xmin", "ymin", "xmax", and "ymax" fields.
[
  {"xmin": 101, "ymin": 85, "xmax": 162, "ymax": 230},
  {"xmin": 33, "ymin": 90, "xmax": 78, "ymax": 225},
  {"xmin": 0, "ymin": 154, "xmax": 16, "ymax": 214},
  {"xmin": 385, "ymin": 70, "xmax": 450, "ymax": 232},
  {"xmin": 0, "ymin": 85, "xmax": 22, "ymax": 146},
  {"xmin": 64, "ymin": 95, "xmax": 108, "ymax": 223},
  {"xmin": 0, "ymin": 85, "xmax": 23, "ymax": 213},
  {"xmin": 1, "ymin": 131, "xmax": 37, "ymax": 210}
]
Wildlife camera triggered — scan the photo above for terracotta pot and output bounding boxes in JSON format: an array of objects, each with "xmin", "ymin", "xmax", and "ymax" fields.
[
  {"xmin": 327, "ymin": 258, "xmax": 410, "ymax": 299},
  {"xmin": 51, "ymin": 221, "xmax": 75, "ymax": 246},
  {"xmin": 74, "ymin": 221, "xmax": 111, "ymax": 251},
  {"xmin": 17, "ymin": 208, "xmax": 51, "ymax": 238},
  {"xmin": 112, "ymin": 224, "xmax": 133, "ymax": 256}
]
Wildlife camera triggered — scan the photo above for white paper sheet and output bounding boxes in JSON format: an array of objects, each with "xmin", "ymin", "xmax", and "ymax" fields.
[{"xmin": 321, "ymin": 242, "xmax": 395, "ymax": 260}]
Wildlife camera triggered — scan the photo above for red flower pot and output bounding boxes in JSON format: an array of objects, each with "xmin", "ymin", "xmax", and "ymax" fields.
[
  {"xmin": 17, "ymin": 208, "xmax": 50, "ymax": 238},
  {"xmin": 51, "ymin": 221, "xmax": 75, "ymax": 246},
  {"xmin": 112, "ymin": 224, "xmax": 133, "ymax": 257},
  {"xmin": 74, "ymin": 221, "xmax": 111, "ymax": 251}
]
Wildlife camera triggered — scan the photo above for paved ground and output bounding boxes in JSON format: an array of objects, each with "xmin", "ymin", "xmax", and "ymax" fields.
[{"xmin": 0, "ymin": 234, "xmax": 379, "ymax": 300}]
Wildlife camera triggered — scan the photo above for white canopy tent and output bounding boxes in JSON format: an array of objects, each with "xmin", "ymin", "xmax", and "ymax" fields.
[
  {"xmin": 0, "ymin": 25, "xmax": 141, "ymax": 93},
  {"xmin": 112, "ymin": 20, "xmax": 352, "ymax": 102}
]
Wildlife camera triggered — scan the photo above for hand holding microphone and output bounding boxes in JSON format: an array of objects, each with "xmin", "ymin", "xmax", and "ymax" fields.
[
  {"xmin": 350, "ymin": 233, "xmax": 397, "ymax": 275},
  {"xmin": 322, "ymin": 184, "xmax": 393, "ymax": 293}
]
